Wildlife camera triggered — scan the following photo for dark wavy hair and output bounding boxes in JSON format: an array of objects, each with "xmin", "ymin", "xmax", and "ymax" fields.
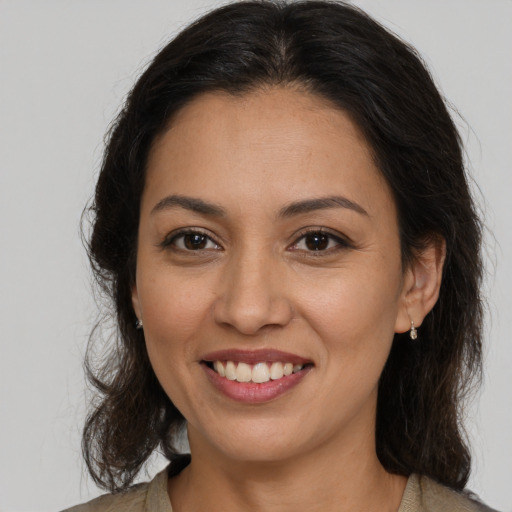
[{"xmin": 83, "ymin": 0, "xmax": 483, "ymax": 493}]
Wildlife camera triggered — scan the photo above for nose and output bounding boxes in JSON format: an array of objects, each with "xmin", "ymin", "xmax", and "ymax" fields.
[{"xmin": 213, "ymin": 251, "xmax": 294, "ymax": 335}]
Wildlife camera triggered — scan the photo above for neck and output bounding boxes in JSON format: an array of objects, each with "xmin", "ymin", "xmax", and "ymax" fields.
[{"xmin": 168, "ymin": 425, "xmax": 407, "ymax": 512}]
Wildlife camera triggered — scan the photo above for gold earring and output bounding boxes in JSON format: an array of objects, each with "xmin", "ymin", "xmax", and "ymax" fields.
[{"xmin": 409, "ymin": 320, "xmax": 417, "ymax": 340}]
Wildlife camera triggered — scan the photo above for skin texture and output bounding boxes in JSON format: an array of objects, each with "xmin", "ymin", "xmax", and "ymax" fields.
[{"xmin": 132, "ymin": 87, "xmax": 445, "ymax": 512}]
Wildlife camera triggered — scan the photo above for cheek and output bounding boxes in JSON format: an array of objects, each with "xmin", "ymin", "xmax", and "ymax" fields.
[
  {"xmin": 302, "ymin": 269, "xmax": 401, "ymax": 413},
  {"xmin": 138, "ymin": 274, "xmax": 214, "ymax": 415},
  {"xmin": 136, "ymin": 270, "xmax": 217, "ymax": 391},
  {"xmin": 295, "ymin": 263, "xmax": 403, "ymax": 354},
  {"xmin": 139, "ymin": 268, "xmax": 212, "ymax": 336}
]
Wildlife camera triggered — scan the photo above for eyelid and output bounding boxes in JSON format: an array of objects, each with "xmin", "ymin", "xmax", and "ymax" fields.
[
  {"xmin": 158, "ymin": 226, "xmax": 351, "ymax": 253},
  {"xmin": 159, "ymin": 227, "xmax": 223, "ymax": 250},
  {"xmin": 288, "ymin": 227, "xmax": 353, "ymax": 252}
]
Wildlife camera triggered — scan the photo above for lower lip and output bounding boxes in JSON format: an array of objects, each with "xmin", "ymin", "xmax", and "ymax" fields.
[{"xmin": 202, "ymin": 364, "xmax": 312, "ymax": 403}]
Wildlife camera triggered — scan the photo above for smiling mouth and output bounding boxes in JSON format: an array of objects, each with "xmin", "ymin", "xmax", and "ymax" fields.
[{"xmin": 203, "ymin": 360, "xmax": 313, "ymax": 384}]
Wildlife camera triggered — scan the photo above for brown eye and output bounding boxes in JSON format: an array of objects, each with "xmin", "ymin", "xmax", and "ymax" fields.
[
  {"xmin": 304, "ymin": 232, "xmax": 330, "ymax": 251},
  {"xmin": 290, "ymin": 230, "xmax": 349, "ymax": 254},
  {"xmin": 165, "ymin": 230, "xmax": 221, "ymax": 251},
  {"xmin": 183, "ymin": 233, "xmax": 208, "ymax": 250}
]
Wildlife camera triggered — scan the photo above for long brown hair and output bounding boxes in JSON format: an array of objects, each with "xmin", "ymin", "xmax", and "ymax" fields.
[{"xmin": 83, "ymin": 0, "xmax": 483, "ymax": 492}]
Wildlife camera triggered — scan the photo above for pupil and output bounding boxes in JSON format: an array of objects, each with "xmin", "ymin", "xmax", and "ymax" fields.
[
  {"xmin": 184, "ymin": 233, "xmax": 207, "ymax": 250},
  {"xmin": 306, "ymin": 233, "xmax": 329, "ymax": 251}
]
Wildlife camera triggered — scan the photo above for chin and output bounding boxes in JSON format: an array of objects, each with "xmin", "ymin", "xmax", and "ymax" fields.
[{"xmin": 190, "ymin": 418, "xmax": 312, "ymax": 464}]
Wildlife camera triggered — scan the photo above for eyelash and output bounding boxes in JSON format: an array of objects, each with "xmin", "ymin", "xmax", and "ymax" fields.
[
  {"xmin": 289, "ymin": 228, "xmax": 352, "ymax": 255},
  {"xmin": 160, "ymin": 227, "xmax": 351, "ymax": 255},
  {"xmin": 160, "ymin": 229, "xmax": 221, "ymax": 252}
]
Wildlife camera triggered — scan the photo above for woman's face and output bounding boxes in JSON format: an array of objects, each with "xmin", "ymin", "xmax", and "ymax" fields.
[{"xmin": 133, "ymin": 87, "xmax": 413, "ymax": 463}]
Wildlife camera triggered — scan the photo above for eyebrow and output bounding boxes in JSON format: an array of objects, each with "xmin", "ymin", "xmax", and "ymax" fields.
[
  {"xmin": 151, "ymin": 194, "xmax": 226, "ymax": 217},
  {"xmin": 151, "ymin": 194, "xmax": 368, "ymax": 218},
  {"xmin": 278, "ymin": 196, "xmax": 368, "ymax": 218}
]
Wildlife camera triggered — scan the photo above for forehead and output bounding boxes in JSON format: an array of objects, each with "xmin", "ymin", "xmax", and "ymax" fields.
[{"xmin": 143, "ymin": 87, "xmax": 394, "ymax": 220}]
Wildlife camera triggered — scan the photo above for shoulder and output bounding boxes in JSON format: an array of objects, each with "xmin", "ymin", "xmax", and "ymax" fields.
[
  {"xmin": 400, "ymin": 474, "xmax": 499, "ymax": 512},
  {"xmin": 60, "ymin": 467, "xmax": 172, "ymax": 512},
  {"xmin": 60, "ymin": 483, "xmax": 148, "ymax": 512}
]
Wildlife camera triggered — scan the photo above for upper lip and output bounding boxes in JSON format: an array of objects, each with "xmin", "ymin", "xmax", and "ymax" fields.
[{"xmin": 201, "ymin": 349, "xmax": 312, "ymax": 366}]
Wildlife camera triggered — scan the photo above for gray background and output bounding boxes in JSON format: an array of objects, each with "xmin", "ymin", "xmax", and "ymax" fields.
[{"xmin": 1, "ymin": 1, "xmax": 510, "ymax": 510}]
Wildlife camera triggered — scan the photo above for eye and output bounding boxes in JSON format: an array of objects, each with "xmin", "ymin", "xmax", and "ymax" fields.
[
  {"xmin": 290, "ymin": 230, "xmax": 349, "ymax": 252},
  {"xmin": 164, "ymin": 230, "xmax": 221, "ymax": 251}
]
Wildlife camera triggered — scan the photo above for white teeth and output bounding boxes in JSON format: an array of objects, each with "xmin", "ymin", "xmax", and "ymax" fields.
[
  {"xmin": 225, "ymin": 361, "xmax": 237, "ymax": 380},
  {"xmin": 283, "ymin": 363, "xmax": 293, "ymax": 376},
  {"xmin": 211, "ymin": 360, "xmax": 306, "ymax": 383},
  {"xmin": 236, "ymin": 362, "xmax": 252, "ymax": 382},
  {"xmin": 252, "ymin": 362, "xmax": 271, "ymax": 383},
  {"xmin": 270, "ymin": 361, "xmax": 284, "ymax": 380},
  {"xmin": 213, "ymin": 360, "xmax": 225, "ymax": 377}
]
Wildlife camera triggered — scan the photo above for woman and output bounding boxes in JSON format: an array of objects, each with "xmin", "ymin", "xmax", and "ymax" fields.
[{"xmin": 65, "ymin": 1, "xmax": 494, "ymax": 510}]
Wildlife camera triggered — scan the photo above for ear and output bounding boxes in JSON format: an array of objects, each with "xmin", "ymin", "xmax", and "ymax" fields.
[{"xmin": 395, "ymin": 236, "xmax": 446, "ymax": 334}]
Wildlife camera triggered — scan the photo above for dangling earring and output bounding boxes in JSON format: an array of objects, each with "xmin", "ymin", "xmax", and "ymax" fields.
[
  {"xmin": 136, "ymin": 319, "xmax": 143, "ymax": 330},
  {"xmin": 409, "ymin": 320, "xmax": 417, "ymax": 340}
]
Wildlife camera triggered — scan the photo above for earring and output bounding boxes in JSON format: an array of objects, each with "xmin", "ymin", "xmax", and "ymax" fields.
[
  {"xmin": 409, "ymin": 320, "xmax": 417, "ymax": 340},
  {"xmin": 136, "ymin": 319, "xmax": 143, "ymax": 330}
]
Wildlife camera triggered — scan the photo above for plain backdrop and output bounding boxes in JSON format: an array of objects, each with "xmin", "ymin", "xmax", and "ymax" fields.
[{"xmin": 0, "ymin": 1, "xmax": 511, "ymax": 510}]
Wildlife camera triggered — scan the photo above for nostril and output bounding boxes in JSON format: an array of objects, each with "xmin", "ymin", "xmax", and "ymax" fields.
[{"xmin": 213, "ymin": 300, "xmax": 294, "ymax": 336}]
